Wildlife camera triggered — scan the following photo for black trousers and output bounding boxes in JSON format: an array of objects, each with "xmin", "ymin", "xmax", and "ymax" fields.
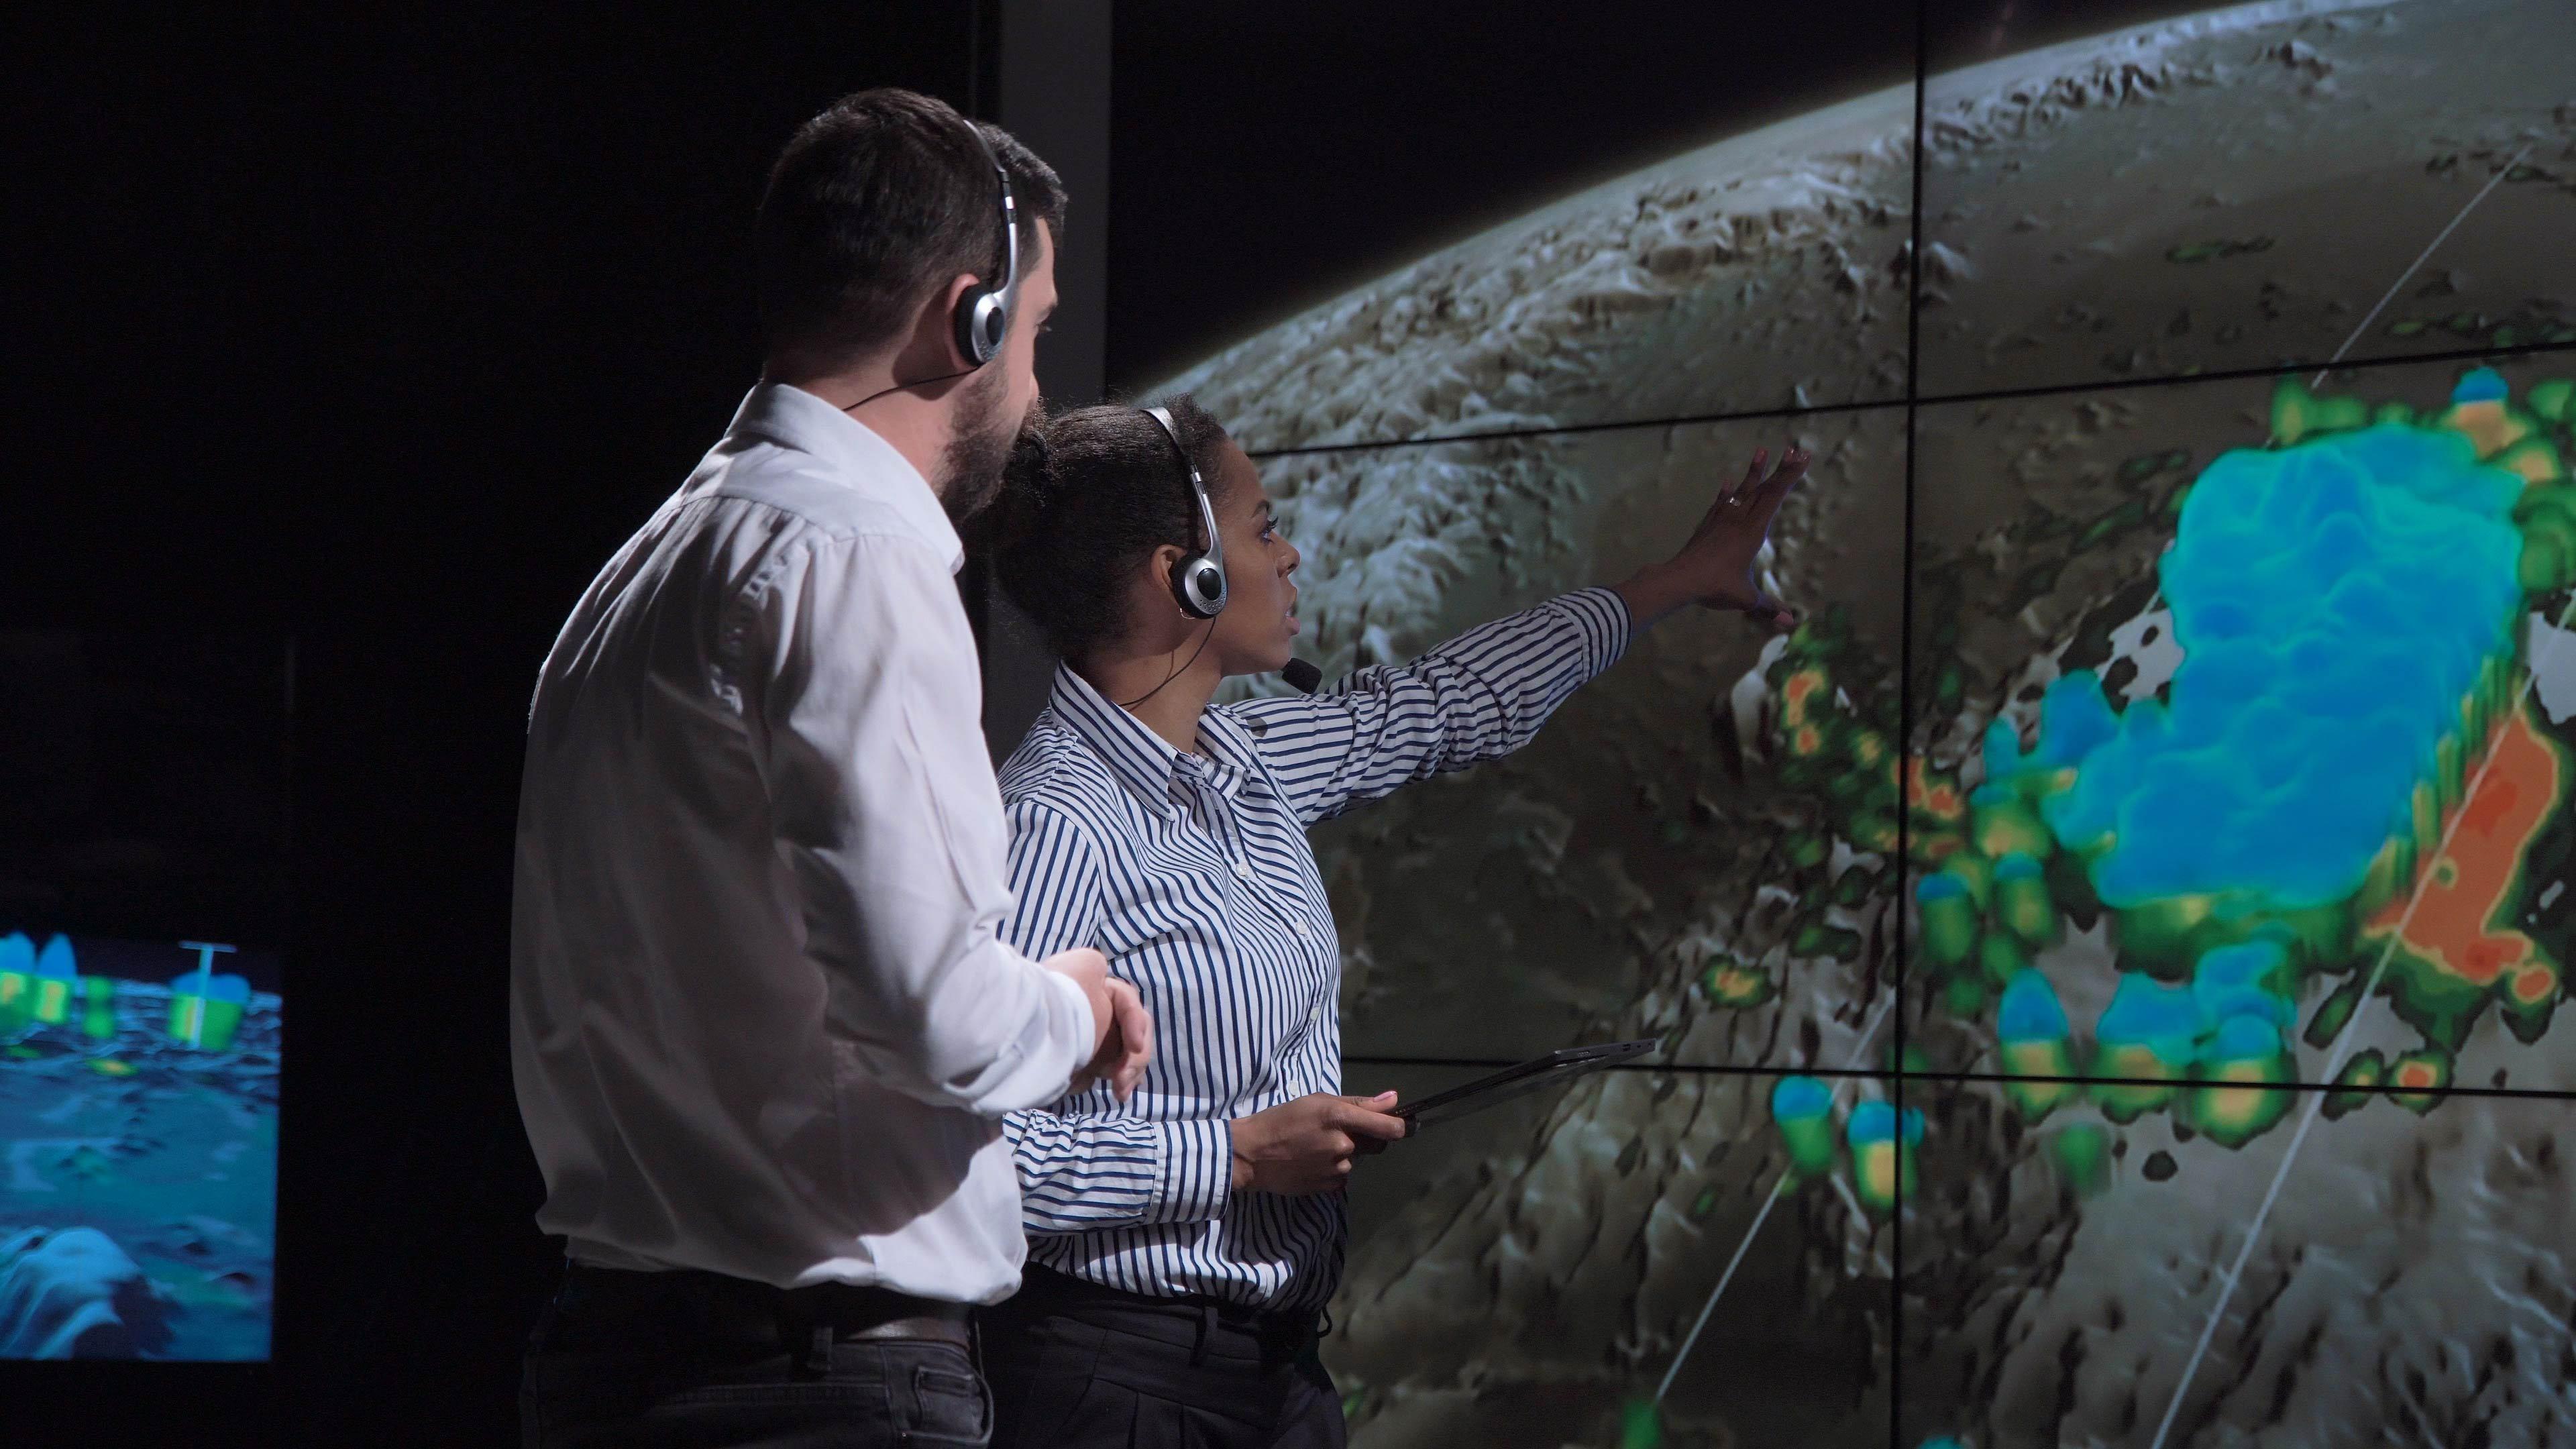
[
  {"xmin": 521, "ymin": 1262, "xmax": 992, "ymax": 1448},
  {"xmin": 979, "ymin": 1267, "xmax": 1344, "ymax": 1449}
]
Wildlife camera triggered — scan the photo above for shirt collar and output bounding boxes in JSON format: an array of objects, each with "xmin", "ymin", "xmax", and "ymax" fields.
[
  {"xmin": 1193, "ymin": 708, "xmax": 1265, "ymax": 794},
  {"xmin": 1049, "ymin": 666, "xmax": 1254, "ymax": 816},
  {"xmin": 721, "ymin": 382, "xmax": 964, "ymax": 574}
]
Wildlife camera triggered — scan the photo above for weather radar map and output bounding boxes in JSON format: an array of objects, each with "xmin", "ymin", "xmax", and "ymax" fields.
[
  {"xmin": 1911, "ymin": 367, "xmax": 2573, "ymax": 1116},
  {"xmin": 1123, "ymin": 0, "xmax": 2576, "ymax": 1444}
]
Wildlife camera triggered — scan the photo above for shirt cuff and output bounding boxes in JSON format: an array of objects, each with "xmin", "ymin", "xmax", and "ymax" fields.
[
  {"xmin": 1559, "ymin": 587, "xmax": 1634, "ymax": 679},
  {"xmin": 1146, "ymin": 1118, "xmax": 1234, "ymax": 1225},
  {"xmin": 1036, "ymin": 965, "xmax": 1098, "ymax": 1089}
]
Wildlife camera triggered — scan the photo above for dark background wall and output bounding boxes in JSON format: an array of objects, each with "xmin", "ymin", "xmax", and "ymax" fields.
[
  {"xmin": 1102, "ymin": 0, "xmax": 1915, "ymax": 392},
  {"xmin": 977, "ymin": 0, "xmax": 1114, "ymax": 763},
  {"xmin": 1102, "ymin": 0, "xmax": 2222, "ymax": 396},
  {"xmin": 5, "ymin": 5, "xmax": 1020, "ymax": 1442}
]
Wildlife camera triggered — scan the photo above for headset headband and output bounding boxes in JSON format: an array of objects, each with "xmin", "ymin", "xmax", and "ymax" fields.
[
  {"xmin": 955, "ymin": 118, "xmax": 1020, "ymax": 367},
  {"xmin": 1142, "ymin": 405, "xmax": 1228, "ymax": 619}
]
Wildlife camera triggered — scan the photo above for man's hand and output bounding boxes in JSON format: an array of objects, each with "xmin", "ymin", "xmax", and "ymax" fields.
[
  {"xmin": 1612, "ymin": 443, "xmax": 1809, "ymax": 632},
  {"xmin": 1228, "ymin": 1091, "xmax": 1407, "ymax": 1196},
  {"xmin": 1045, "ymin": 949, "xmax": 1152, "ymax": 1102},
  {"xmin": 1075, "ymin": 979, "xmax": 1152, "ymax": 1102}
]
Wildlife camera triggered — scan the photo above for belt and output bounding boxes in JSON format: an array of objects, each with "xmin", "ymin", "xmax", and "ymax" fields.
[
  {"xmin": 837, "ymin": 1313, "xmax": 970, "ymax": 1347},
  {"xmin": 557, "ymin": 1262, "xmax": 973, "ymax": 1348},
  {"xmin": 996, "ymin": 1265, "xmax": 1320, "ymax": 1359}
]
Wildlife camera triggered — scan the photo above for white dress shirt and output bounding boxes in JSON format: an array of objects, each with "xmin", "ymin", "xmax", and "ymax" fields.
[
  {"xmin": 510, "ymin": 381, "xmax": 1095, "ymax": 1303},
  {"xmin": 996, "ymin": 590, "xmax": 1630, "ymax": 1309}
]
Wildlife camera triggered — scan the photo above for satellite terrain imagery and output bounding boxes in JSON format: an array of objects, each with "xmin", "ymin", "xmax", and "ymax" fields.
[{"xmin": 1142, "ymin": 2, "xmax": 2576, "ymax": 1444}]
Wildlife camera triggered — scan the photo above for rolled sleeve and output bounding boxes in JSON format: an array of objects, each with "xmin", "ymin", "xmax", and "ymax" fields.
[
  {"xmin": 749, "ymin": 532, "xmax": 1091, "ymax": 1117},
  {"xmin": 1556, "ymin": 585, "xmax": 1634, "ymax": 676}
]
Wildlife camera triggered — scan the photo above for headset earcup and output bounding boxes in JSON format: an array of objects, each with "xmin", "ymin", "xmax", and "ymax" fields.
[
  {"xmin": 957, "ymin": 286, "xmax": 1005, "ymax": 366},
  {"xmin": 1174, "ymin": 556, "xmax": 1226, "ymax": 619}
]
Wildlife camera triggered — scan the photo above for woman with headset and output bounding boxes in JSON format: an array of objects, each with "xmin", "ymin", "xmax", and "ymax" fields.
[{"xmin": 975, "ymin": 397, "xmax": 1805, "ymax": 1448}]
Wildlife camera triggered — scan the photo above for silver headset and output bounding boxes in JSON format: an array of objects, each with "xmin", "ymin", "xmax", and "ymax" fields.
[
  {"xmin": 952, "ymin": 119, "xmax": 1020, "ymax": 368},
  {"xmin": 1140, "ymin": 405, "xmax": 1227, "ymax": 619}
]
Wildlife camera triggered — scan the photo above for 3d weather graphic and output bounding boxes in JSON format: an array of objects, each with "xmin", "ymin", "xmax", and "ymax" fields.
[
  {"xmin": 0, "ymin": 934, "xmax": 279, "ymax": 1360},
  {"xmin": 1911, "ymin": 368, "xmax": 2571, "ymax": 1114}
]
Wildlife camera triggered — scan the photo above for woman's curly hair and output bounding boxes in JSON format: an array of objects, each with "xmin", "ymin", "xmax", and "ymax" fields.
[{"xmin": 980, "ymin": 396, "xmax": 1236, "ymax": 663}]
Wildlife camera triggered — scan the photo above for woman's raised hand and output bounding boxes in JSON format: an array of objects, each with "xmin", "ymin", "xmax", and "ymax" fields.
[{"xmin": 1613, "ymin": 443, "xmax": 1809, "ymax": 631}]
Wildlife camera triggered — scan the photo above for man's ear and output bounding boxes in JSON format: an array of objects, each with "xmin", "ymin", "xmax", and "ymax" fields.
[{"xmin": 912, "ymin": 271, "xmax": 985, "ymax": 370}]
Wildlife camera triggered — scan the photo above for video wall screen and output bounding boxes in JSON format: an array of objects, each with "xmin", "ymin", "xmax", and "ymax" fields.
[
  {"xmin": 1107, "ymin": 3, "xmax": 2576, "ymax": 1446},
  {"xmin": 0, "ymin": 634, "xmax": 288, "ymax": 1361}
]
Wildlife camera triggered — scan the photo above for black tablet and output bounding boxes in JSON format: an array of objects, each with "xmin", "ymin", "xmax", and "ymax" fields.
[{"xmin": 1389, "ymin": 1038, "xmax": 1660, "ymax": 1133}]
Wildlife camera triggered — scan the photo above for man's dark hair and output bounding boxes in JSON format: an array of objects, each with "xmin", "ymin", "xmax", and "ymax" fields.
[
  {"xmin": 987, "ymin": 398, "xmax": 1235, "ymax": 663},
  {"xmin": 755, "ymin": 88, "xmax": 1065, "ymax": 371}
]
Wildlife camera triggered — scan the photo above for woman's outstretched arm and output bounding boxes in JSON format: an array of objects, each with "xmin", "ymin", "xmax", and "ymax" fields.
[{"xmin": 1239, "ymin": 445, "xmax": 1810, "ymax": 826}]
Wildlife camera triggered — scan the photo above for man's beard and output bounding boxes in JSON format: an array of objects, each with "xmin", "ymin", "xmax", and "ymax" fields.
[{"xmin": 938, "ymin": 364, "xmax": 1023, "ymax": 529}]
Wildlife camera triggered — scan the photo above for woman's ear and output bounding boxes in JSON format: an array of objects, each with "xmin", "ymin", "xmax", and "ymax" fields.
[{"xmin": 1135, "ymin": 542, "xmax": 1192, "ymax": 621}]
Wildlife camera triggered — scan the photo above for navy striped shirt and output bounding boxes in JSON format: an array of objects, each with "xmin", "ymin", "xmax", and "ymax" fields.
[{"xmin": 995, "ymin": 588, "xmax": 1631, "ymax": 1310}]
